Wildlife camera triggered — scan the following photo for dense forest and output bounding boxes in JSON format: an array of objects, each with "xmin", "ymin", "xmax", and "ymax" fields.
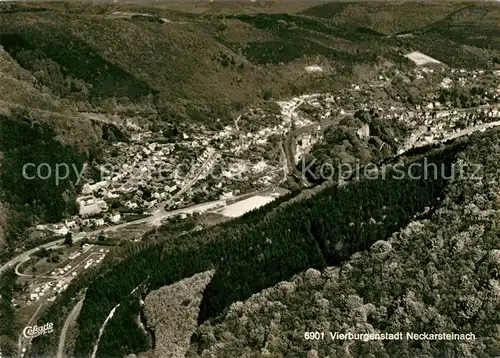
[
  {"xmin": 0, "ymin": 1, "xmax": 498, "ymax": 255},
  {"xmin": 0, "ymin": 112, "xmax": 87, "ymax": 246},
  {"xmin": 30, "ymin": 191, "xmax": 297, "ymax": 355},
  {"xmin": 0, "ymin": 2, "xmax": 497, "ymax": 357},
  {"xmin": 186, "ymin": 129, "xmax": 500, "ymax": 358},
  {"xmin": 0, "ymin": 30, "xmax": 154, "ymax": 103},
  {"xmin": 1, "ymin": 1, "xmax": 498, "ymax": 120},
  {"xmin": 32, "ymin": 142, "xmax": 461, "ymax": 357},
  {"xmin": 95, "ymin": 291, "xmax": 151, "ymax": 357},
  {"xmin": 0, "ymin": 270, "xmax": 19, "ymax": 357},
  {"xmin": 229, "ymin": 13, "xmax": 382, "ymax": 67}
]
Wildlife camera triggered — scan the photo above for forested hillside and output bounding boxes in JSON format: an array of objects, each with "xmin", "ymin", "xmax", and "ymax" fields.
[
  {"xmin": 0, "ymin": 1, "xmax": 392, "ymax": 125},
  {"xmin": 0, "ymin": 35, "xmax": 100, "ymax": 253},
  {"xmin": 1, "ymin": 2, "xmax": 499, "ymax": 357},
  {"xmin": 0, "ymin": 114, "xmax": 86, "ymax": 225},
  {"xmin": 0, "ymin": 1, "xmax": 498, "ymax": 254},
  {"xmin": 29, "ymin": 143, "xmax": 460, "ymax": 357},
  {"xmin": 1, "ymin": 1, "xmax": 498, "ymax": 124},
  {"xmin": 0, "ymin": 270, "xmax": 20, "ymax": 357},
  {"xmin": 302, "ymin": 2, "xmax": 500, "ymax": 68},
  {"xmin": 185, "ymin": 129, "xmax": 500, "ymax": 358}
]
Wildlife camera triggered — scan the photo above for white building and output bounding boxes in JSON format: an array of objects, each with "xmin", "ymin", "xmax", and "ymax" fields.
[
  {"xmin": 109, "ymin": 213, "xmax": 121, "ymax": 223},
  {"xmin": 77, "ymin": 196, "xmax": 108, "ymax": 217},
  {"xmin": 220, "ymin": 191, "xmax": 234, "ymax": 200}
]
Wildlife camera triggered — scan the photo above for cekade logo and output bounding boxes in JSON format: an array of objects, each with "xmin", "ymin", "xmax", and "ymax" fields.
[{"xmin": 23, "ymin": 322, "xmax": 54, "ymax": 339}]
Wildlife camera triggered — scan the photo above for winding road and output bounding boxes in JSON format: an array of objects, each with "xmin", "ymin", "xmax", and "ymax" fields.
[
  {"xmin": 57, "ymin": 298, "xmax": 84, "ymax": 358},
  {"xmin": 5, "ymin": 105, "xmax": 496, "ymax": 280},
  {"xmin": 17, "ymin": 304, "xmax": 43, "ymax": 358},
  {"xmin": 283, "ymin": 104, "xmax": 500, "ymax": 182},
  {"xmin": 4, "ymin": 100, "xmax": 499, "ymax": 358},
  {"xmin": 0, "ymin": 150, "xmax": 220, "ymax": 278},
  {"xmin": 0, "ymin": 187, "xmax": 271, "ymax": 280}
]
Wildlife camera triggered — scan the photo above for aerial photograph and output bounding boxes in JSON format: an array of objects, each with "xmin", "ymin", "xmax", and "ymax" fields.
[{"xmin": 0, "ymin": 0, "xmax": 499, "ymax": 357}]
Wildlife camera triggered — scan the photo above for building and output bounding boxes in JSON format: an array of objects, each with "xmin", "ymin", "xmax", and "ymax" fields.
[
  {"xmin": 77, "ymin": 196, "xmax": 108, "ymax": 217},
  {"xmin": 220, "ymin": 191, "xmax": 234, "ymax": 200}
]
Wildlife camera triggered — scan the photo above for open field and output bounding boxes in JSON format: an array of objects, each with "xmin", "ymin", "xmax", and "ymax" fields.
[{"xmin": 217, "ymin": 194, "xmax": 277, "ymax": 217}]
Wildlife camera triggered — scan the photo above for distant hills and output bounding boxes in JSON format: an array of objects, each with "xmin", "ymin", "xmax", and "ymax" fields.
[
  {"xmin": 0, "ymin": 1, "xmax": 496, "ymax": 357},
  {"xmin": 0, "ymin": 0, "xmax": 498, "ymax": 272},
  {"xmin": 0, "ymin": 2, "xmax": 498, "ymax": 124}
]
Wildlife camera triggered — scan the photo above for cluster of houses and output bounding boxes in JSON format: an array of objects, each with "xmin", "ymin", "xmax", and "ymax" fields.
[
  {"xmin": 264, "ymin": 65, "xmax": 500, "ymax": 166},
  {"xmin": 396, "ymin": 67, "xmax": 499, "ymax": 151},
  {"xmin": 34, "ymin": 63, "xmax": 499, "ymax": 238}
]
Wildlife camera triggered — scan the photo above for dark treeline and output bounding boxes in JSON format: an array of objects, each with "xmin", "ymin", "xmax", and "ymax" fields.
[
  {"xmin": 73, "ymin": 190, "xmax": 319, "ymax": 356},
  {"xmin": 227, "ymin": 13, "xmax": 381, "ymax": 66},
  {"xmin": 0, "ymin": 29, "xmax": 153, "ymax": 102},
  {"xmin": 301, "ymin": 148, "xmax": 458, "ymax": 265},
  {"xmin": 65, "ymin": 144, "xmax": 462, "ymax": 358},
  {"xmin": 95, "ymin": 290, "xmax": 151, "ymax": 357},
  {"xmin": 31, "ymin": 191, "xmax": 297, "ymax": 356},
  {"xmin": 0, "ymin": 113, "xmax": 87, "ymax": 245},
  {"xmin": 0, "ymin": 269, "xmax": 19, "ymax": 356}
]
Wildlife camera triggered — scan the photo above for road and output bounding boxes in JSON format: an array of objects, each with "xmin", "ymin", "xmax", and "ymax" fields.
[
  {"xmin": 430, "ymin": 120, "xmax": 500, "ymax": 144},
  {"xmin": 57, "ymin": 298, "xmax": 84, "ymax": 358},
  {"xmin": 14, "ymin": 258, "xmax": 60, "ymax": 280},
  {"xmin": 165, "ymin": 150, "xmax": 217, "ymax": 206},
  {"xmin": 0, "ymin": 188, "xmax": 272, "ymax": 279},
  {"xmin": 11, "ymin": 187, "xmax": 279, "ymax": 356},
  {"xmin": 3, "ymin": 104, "xmax": 498, "ymax": 279},
  {"xmin": 17, "ymin": 304, "xmax": 43, "ymax": 358},
  {"xmin": 0, "ymin": 147, "xmax": 217, "ymax": 278},
  {"xmin": 283, "ymin": 104, "xmax": 500, "ymax": 180},
  {"xmin": 0, "ymin": 208, "xmax": 183, "ymax": 277},
  {"xmin": 399, "ymin": 119, "xmax": 500, "ymax": 154},
  {"xmin": 6, "ymin": 101, "xmax": 498, "ymax": 356},
  {"xmin": 0, "ymin": 208, "xmax": 169, "ymax": 276}
]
